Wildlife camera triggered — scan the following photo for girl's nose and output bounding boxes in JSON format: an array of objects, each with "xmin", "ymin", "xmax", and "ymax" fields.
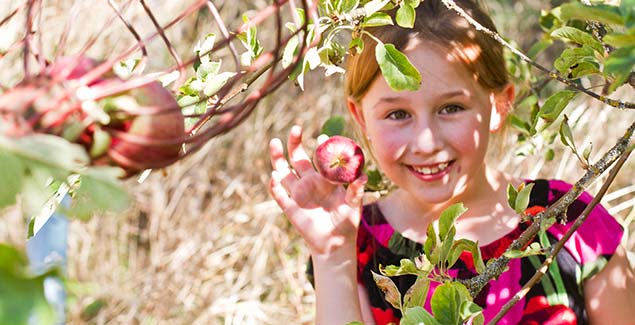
[{"xmin": 411, "ymin": 124, "xmax": 442, "ymax": 154}]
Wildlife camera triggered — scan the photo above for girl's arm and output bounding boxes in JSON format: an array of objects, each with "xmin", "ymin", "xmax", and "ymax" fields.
[
  {"xmin": 584, "ymin": 245, "xmax": 635, "ymax": 324},
  {"xmin": 269, "ymin": 125, "xmax": 368, "ymax": 324},
  {"xmin": 312, "ymin": 247, "xmax": 364, "ymax": 324}
]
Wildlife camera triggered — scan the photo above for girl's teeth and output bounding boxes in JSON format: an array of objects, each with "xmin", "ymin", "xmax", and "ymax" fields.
[{"xmin": 413, "ymin": 162, "xmax": 449, "ymax": 175}]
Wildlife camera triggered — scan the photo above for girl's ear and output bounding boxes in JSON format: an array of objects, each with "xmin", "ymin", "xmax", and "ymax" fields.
[
  {"xmin": 347, "ymin": 98, "xmax": 367, "ymax": 134},
  {"xmin": 490, "ymin": 83, "xmax": 515, "ymax": 133}
]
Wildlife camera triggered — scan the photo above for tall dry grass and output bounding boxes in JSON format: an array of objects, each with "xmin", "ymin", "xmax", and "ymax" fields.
[{"xmin": 0, "ymin": 1, "xmax": 634, "ymax": 324}]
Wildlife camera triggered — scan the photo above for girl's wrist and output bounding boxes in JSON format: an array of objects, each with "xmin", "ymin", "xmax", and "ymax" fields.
[{"xmin": 311, "ymin": 242, "xmax": 357, "ymax": 266}]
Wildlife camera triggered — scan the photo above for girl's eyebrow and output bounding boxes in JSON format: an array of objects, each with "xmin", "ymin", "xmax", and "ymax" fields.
[{"xmin": 373, "ymin": 90, "xmax": 470, "ymax": 108}]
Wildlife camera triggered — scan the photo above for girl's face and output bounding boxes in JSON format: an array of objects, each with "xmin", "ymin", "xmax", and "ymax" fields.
[{"xmin": 349, "ymin": 41, "xmax": 513, "ymax": 206}]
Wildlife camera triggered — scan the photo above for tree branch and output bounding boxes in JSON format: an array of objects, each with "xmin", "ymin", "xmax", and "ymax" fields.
[
  {"xmin": 487, "ymin": 143, "xmax": 633, "ymax": 324},
  {"xmin": 440, "ymin": 0, "xmax": 635, "ymax": 110},
  {"xmin": 460, "ymin": 119, "xmax": 635, "ymax": 297}
]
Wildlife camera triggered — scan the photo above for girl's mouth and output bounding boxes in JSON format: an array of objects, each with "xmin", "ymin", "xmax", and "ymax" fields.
[{"xmin": 408, "ymin": 160, "xmax": 454, "ymax": 180}]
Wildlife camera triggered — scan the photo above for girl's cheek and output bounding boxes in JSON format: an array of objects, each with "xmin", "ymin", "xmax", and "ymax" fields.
[{"xmin": 371, "ymin": 133, "xmax": 409, "ymax": 161}]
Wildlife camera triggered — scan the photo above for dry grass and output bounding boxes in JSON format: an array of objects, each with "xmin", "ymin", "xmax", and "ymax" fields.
[{"xmin": 0, "ymin": 1, "xmax": 634, "ymax": 324}]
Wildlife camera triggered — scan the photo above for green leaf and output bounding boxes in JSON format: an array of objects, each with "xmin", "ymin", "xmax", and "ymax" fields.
[
  {"xmin": 362, "ymin": 12, "xmax": 393, "ymax": 27},
  {"xmin": 439, "ymin": 226, "xmax": 456, "ymax": 268},
  {"xmin": 553, "ymin": 46, "xmax": 595, "ymax": 74},
  {"xmin": 439, "ymin": 203, "xmax": 467, "ymax": 240},
  {"xmin": 405, "ymin": 0, "xmax": 421, "ymax": 8},
  {"xmin": 558, "ymin": 2, "xmax": 623, "ymax": 26},
  {"xmin": 321, "ymin": 115, "xmax": 346, "ymax": 136},
  {"xmin": 507, "ymin": 183, "xmax": 518, "ymax": 211},
  {"xmin": 381, "ymin": 258, "xmax": 421, "ymax": 277},
  {"xmin": 459, "ymin": 301, "xmax": 484, "ymax": 325},
  {"xmin": 0, "ymin": 151, "xmax": 24, "ymax": 207},
  {"xmin": 396, "ymin": 4, "xmax": 416, "ymax": 28},
  {"xmin": 203, "ymin": 71, "xmax": 237, "ymax": 97},
  {"xmin": 545, "ymin": 148, "xmax": 555, "ymax": 161},
  {"xmin": 604, "ymin": 45, "xmax": 635, "ymax": 79},
  {"xmin": 515, "ymin": 183, "xmax": 535, "ymax": 214},
  {"xmin": 365, "ymin": 168, "xmax": 383, "ymax": 191},
  {"xmin": 621, "ymin": 0, "xmax": 635, "ymax": 28},
  {"xmin": 527, "ymin": 38, "xmax": 554, "ymax": 59},
  {"xmin": 195, "ymin": 33, "xmax": 217, "ymax": 62},
  {"xmin": 447, "ymin": 239, "xmax": 486, "ymax": 274},
  {"xmin": 403, "ymin": 276, "xmax": 430, "ymax": 309},
  {"xmin": 0, "ymin": 244, "xmax": 56, "ymax": 324},
  {"xmin": 539, "ymin": 90, "xmax": 576, "ymax": 122},
  {"xmin": 282, "ymin": 36, "xmax": 300, "ymax": 69},
  {"xmin": 551, "ymin": 26, "xmax": 604, "ymax": 54},
  {"xmin": 375, "ymin": 43, "xmax": 421, "ymax": 91},
  {"xmin": 363, "ymin": 0, "xmax": 390, "ymax": 16},
  {"xmin": 503, "ymin": 242, "xmax": 543, "ymax": 258},
  {"xmin": 66, "ymin": 166, "xmax": 130, "ymax": 220},
  {"xmin": 424, "ymin": 223, "xmax": 437, "ymax": 262},
  {"xmin": 401, "ymin": 306, "xmax": 440, "ymax": 325},
  {"xmin": 558, "ymin": 115, "xmax": 576, "ymax": 151},
  {"xmin": 196, "ymin": 60, "xmax": 222, "ymax": 81},
  {"xmin": 604, "ymin": 32, "xmax": 635, "ymax": 48},
  {"xmin": 583, "ymin": 143, "xmax": 593, "ymax": 162},
  {"xmin": 20, "ymin": 163, "xmax": 59, "ymax": 217},
  {"xmin": 430, "ymin": 282, "xmax": 464, "ymax": 325},
  {"xmin": 0, "ymin": 134, "xmax": 89, "ymax": 173},
  {"xmin": 569, "ymin": 61, "xmax": 600, "ymax": 79},
  {"xmin": 339, "ymin": 0, "xmax": 359, "ymax": 13},
  {"xmin": 371, "ymin": 271, "xmax": 402, "ymax": 311},
  {"xmin": 89, "ymin": 127, "xmax": 111, "ymax": 158}
]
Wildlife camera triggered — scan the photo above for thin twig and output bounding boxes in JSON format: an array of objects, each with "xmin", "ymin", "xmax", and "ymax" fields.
[
  {"xmin": 0, "ymin": 3, "xmax": 24, "ymax": 28},
  {"xmin": 23, "ymin": 0, "xmax": 35, "ymax": 81},
  {"xmin": 487, "ymin": 144, "xmax": 633, "ymax": 324},
  {"xmin": 206, "ymin": 1, "xmax": 241, "ymax": 71},
  {"xmin": 108, "ymin": 0, "xmax": 148, "ymax": 63},
  {"xmin": 139, "ymin": 0, "xmax": 186, "ymax": 91},
  {"xmin": 80, "ymin": 0, "xmax": 135, "ymax": 55},
  {"xmin": 440, "ymin": 0, "xmax": 635, "ymax": 110},
  {"xmin": 55, "ymin": 0, "xmax": 82, "ymax": 59}
]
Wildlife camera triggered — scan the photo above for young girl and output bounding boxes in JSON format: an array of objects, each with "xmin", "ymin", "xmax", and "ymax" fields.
[{"xmin": 269, "ymin": 0, "xmax": 635, "ymax": 324}]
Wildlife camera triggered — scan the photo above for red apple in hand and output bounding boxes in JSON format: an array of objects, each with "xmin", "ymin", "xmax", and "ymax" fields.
[{"xmin": 313, "ymin": 135, "xmax": 365, "ymax": 184}]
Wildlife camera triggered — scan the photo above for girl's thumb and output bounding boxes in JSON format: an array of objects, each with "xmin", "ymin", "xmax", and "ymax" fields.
[{"xmin": 345, "ymin": 174, "xmax": 367, "ymax": 207}]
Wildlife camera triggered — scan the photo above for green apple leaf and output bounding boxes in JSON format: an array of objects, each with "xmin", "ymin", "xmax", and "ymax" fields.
[
  {"xmin": 396, "ymin": 3, "xmax": 416, "ymax": 28},
  {"xmin": 551, "ymin": 26, "xmax": 604, "ymax": 54},
  {"xmin": 439, "ymin": 203, "xmax": 467, "ymax": 240},
  {"xmin": 0, "ymin": 151, "xmax": 24, "ymax": 207},
  {"xmin": 401, "ymin": 306, "xmax": 441, "ymax": 325},
  {"xmin": 375, "ymin": 43, "xmax": 421, "ymax": 91}
]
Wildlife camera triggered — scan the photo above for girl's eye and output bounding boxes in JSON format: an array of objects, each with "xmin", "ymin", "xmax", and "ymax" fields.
[
  {"xmin": 387, "ymin": 110, "xmax": 410, "ymax": 120},
  {"xmin": 439, "ymin": 104, "xmax": 465, "ymax": 115}
]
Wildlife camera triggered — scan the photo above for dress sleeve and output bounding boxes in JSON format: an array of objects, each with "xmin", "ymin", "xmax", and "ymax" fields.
[{"xmin": 544, "ymin": 179, "xmax": 624, "ymax": 280}]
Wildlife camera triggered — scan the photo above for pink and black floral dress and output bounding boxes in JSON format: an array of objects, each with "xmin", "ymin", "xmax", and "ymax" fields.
[{"xmin": 309, "ymin": 179, "xmax": 623, "ymax": 324}]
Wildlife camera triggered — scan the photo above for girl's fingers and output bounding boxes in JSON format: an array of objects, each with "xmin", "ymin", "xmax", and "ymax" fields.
[
  {"xmin": 270, "ymin": 138, "xmax": 298, "ymax": 190},
  {"xmin": 345, "ymin": 174, "xmax": 368, "ymax": 208},
  {"xmin": 269, "ymin": 171, "xmax": 299, "ymax": 217},
  {"xmin": 286, "ymin": 125, "xmax": 315, "ymax": 177}
]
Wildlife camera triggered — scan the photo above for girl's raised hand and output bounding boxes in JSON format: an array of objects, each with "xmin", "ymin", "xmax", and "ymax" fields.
[{"xmin": 269, "ymin": 125, "xmax": 367, "ymax": 256}]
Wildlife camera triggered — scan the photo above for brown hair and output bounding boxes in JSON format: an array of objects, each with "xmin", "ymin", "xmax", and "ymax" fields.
[{"xmin": 345, "ymin": 0, "xmax": 508, "ymax": 102}]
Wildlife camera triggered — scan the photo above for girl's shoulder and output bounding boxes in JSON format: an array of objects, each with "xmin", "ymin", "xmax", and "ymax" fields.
[{"xmin": 524, "ymin": 178, "xmax": 623, "ymax": 265}]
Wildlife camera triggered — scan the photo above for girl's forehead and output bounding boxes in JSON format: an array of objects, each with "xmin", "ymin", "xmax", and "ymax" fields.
[{"xmin": 363, "ymin": 41, "xmax": 487, "ymax": 104}]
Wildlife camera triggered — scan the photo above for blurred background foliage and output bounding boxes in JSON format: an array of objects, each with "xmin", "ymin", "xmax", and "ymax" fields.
[{"xmin": 0, "ymin": 0, "xmax": 633, "ymax": 323}]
